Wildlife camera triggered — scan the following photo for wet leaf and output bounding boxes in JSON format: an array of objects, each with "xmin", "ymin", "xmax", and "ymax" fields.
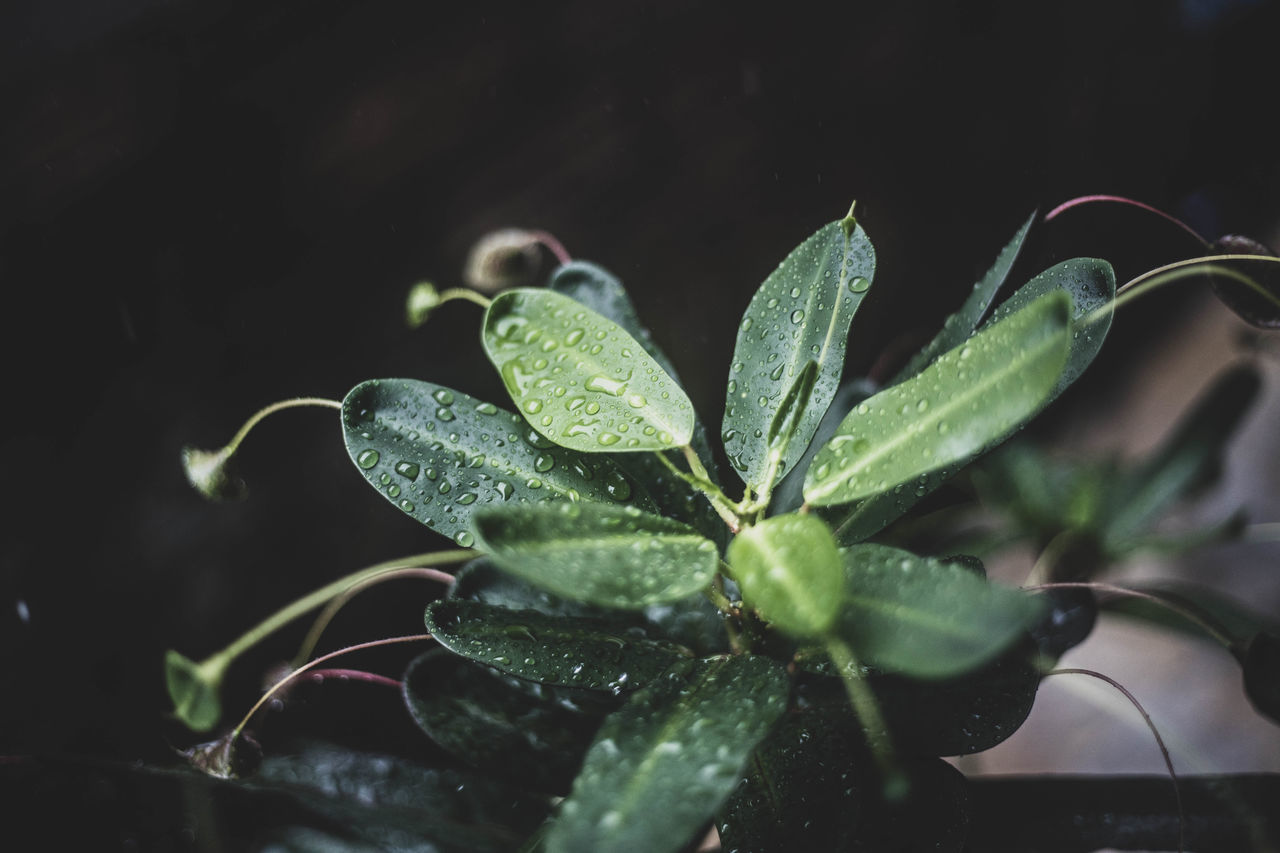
[
  {"xmin": 771, "ymin": 378, "xmax": 876, "ymax": 514},
  {"xmin": 1208, "ymin": 235, "xmax": 1280, "ymax": 329},
  {"xmin": 892, "ymin": 210, "xmax": 1036, "ymax": 383},
  {"xmin": 424, "ymin": 599, "xmax": 690, "ymax": 692},
  {"xmin": 546, "ymin": 655, "xmax": 789, "ymax": 853},
  {"xmin": 482, "ymin": 288, "xmax": 694, "ymax": 452},
  {"xmin": 402, "ymin": 650, "xmax": 606, "ymax": 793},
  {"xmin": 341, "ymin": 379, "xmax": 653, "ymax": 545},
  {"xmin": 726, "ymin": 513, "xmax": 843, "ymax": 638},
  {"xmin": 826, "ymin": 543, "xmax": 1044, "ymax": 678},
  {"xmin": 760, "ymin": 360, "xmax": 820, "ymax": 490},
  {"xmin": 717, "ymin": 698, "xmax": 970, "ymax": 853},
  {"xmin": 805, "ymin": 290, "xmax": 1072, "ymax": 507},
  {"xmin": 550, "ymin": 261, "xmax": 727, "ymax": 546},
  {"xmin": 471, "ymin": 502, "xmax": 718, "ymax": 608},
  {"xmin": 722, "ymin": 212, "xmax": 876, "ymax": 491}
]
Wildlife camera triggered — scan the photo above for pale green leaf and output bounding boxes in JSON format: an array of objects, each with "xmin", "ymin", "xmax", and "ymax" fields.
[
  {"xmin": 342, "ymin": 379, "xmax": 653, "ymax": 545},
  {"xmin": 804, "ymin": 290, "xmax": 1072, "ymax": 507},
  {"xmin": 722, "ymin": 213, "xmax": 876, "ymax": 490},
  {"xmin": 546, "ymin": 655, "xmax": 789, "ymax": 853},
  {"xmin": 726, "ymin": 513, "xmax": 843, "ymax": 637},
  {"xmin": 471, "ymin": 502, "xmax": 718, "ymax": 608},
  {"xmin": 482, "ymin": 288, "xmax": 694, "ymax": 452}
]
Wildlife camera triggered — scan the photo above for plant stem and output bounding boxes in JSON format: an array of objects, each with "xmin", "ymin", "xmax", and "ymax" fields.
[
  {"xmin": 222, "ymin": 397, "xmax": 342, "ymax": 455},
  {"xmin": 229, "ymin": 634, "xmax": 432, "ymax": 743},
  {"xmin": 204, "ymin": 550, "xmax": 472, "ymax": 676},
  {"xmin": 1082, "ymin": 254, "xmax": 1280, "ymax": 328},
  {"xmin": 437, "ymin": 288, "xmax": 493, "ymax": 310},
  {"xmin": 293, "ymin": 566, "xmax": 457, "ymax": 666},
  {"xmin": 1044, "ymin": 195, "xmax": 1212, "ymax": 248},
  {"xmin": 824, "ymin": 636, "xmax": 907, "ymax": 800},
  {"xmin": 655, "ymin": 448, "xmax": 741, "ymax": 532},
  {"xmin": 529, "ymin": 230, "xmax": 572, "ymax": 265},
  {"xmin": 1026, "ymin": 581, "xmax": 1237, "ymax": 652},
  {"xmin": 297, "ymin": 669, "xmax": 403, "ymax": 689}
]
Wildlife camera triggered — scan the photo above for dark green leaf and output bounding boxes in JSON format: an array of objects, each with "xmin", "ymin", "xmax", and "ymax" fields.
[
  {"xmin": 1208, "ymin": 235, "xmax": 1280, "ymax": 329},
  {"xmin": 722, "ymin": 212, "xmax": 876, "ymax": 490},
  {"xmin": 472, "ymin": 502, "xmax": 718, "ymax": 608},
  {"xmin": 805, "ymin": 290, "xmax": 1073, "ymax": 507},
  {"xmin": 482, "ymin": 288, "xmax": 694, "ymax": 451},
  {"xmin": 772, "ymin": 378, "xmax": 877, "ymax": 514},
  {"xmin": 546, "ymin": 655, "xmax": 789, "ymax": 853},
  {"xmin": 891, "ymin": 210, "xmax": 1036, "ymax": 383},
  {"xmin": 718, "ymin": 697, "xmax": 970, "ymax": 853},
  {"xmin": 793, "ymin": 647, "xmax": 1043, "ymax": 756},
  {"xmin": 342, "ymin": 379, "xmax": 653, "ymax": 545},
  {"xmin": 424, "ymin": 598, "xmax": 690, "ymax": 692},
  {"xmin": 402, "ymin": 650, "xmax": 606, "ymax": 793},
  {"xmin": 827, "ymin": 544, "xmax": 1044, "ymax": 677},
  {"xmin": 727, "ymin": 513, "xmax": 844, "ymax": 637},
  {"xmin": 760, "ymin": 360, "xmax": 820, "ymax": 489}
]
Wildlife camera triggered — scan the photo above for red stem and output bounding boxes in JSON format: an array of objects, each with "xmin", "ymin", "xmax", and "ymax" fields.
[{"xmin": 1044, "ymin": 194, "xmax": 1211, "ymax": 248}]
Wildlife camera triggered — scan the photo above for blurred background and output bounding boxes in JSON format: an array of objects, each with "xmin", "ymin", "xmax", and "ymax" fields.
[{"xmin": 2, "ymin": 0, "xmax": 1278, "ymax": 813}]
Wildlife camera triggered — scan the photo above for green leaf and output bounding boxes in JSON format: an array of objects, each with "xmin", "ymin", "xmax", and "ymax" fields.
[
  {"xmin": 722, "ymin": 212, "xmax": 876, "ymax": 490},
  {"xmin": 402, "ymin": 650, "xmax": 606, "ymax": 793},
  {"xmin": 761, "ymin": 360, "xmax": 820, "ymax": 490},
  {"xmin": 827, "ymin": 543, "xmax": 1044, "ymax": 678},
  {"xmin": 546, "ymin": 655, "xmax": 789, "ymax": 853},
  {"xmin": 471, "ymin": 502, "xmax": 718, "ymax": 608},
  {"xmin": 771, "ymin": 378, "xmax": 876, "ymax": 514},
  {"xmin": 980, "ymin": 257, "xmax": 1115, "ymax": 395},
  {"xmin": 726, "ymin": 513, "xmax": 843, "ymax": 637},
  {"xmin": 341, "ymin": 379, "xmax": 653, "ymax": 546},
  {"xmin": 550, "ymin": 262, "xmax": 728, "ymax": 546},
  {"xmin": 891, "ymin": 210, "xmax": 1036, "ymax": 383},
  {"xmin": 805, "ymin": 290, "xmax": 1073, "ymax": 507},
  {"xmin": 482, "ymin": 288, "xmax": 694, "ymax": 451},
  {"xmin": 717, "ymin": 697, "xmax": 970, "ymax": 853},
  {"xmin": 424, "ymin": 599, "xmax": 690, "ymax": 691},
  {"xmin": 1104, "ymin": 363, "xmax": 1260, "ymax": 545},
  {"xmin": 164, "ymin": 649, "xmax": 223, "ymax": 732}
]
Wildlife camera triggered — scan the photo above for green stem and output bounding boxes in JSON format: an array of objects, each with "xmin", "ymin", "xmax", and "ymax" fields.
[
  {"xmin": 1083, "ymin": 254, "xmax": 1280, "ymax": 328},
  {"xmin": 438, "ymin": 288, "xmax": 493, "ymax": 310},
  {"xmin": 204, "ymin": 550, "xmax": 473, "ymax": 675},
  {"xmin": 293, "ymin": 566, "xmax": 457, "ymax": 667},
  {"xmin": 230, "ymin": 634, "xmax": 433, "ymax": 743},
  {"xmin": 655, "ymin": 449, "xmax": 742, "ymax": 532},
  {"xmin": 224, "ymin": 397, "xmax": 342, "ymax": 455},
  {"xmin": 824, "ymin": 636, "xmax": 907, "ymax": 800}
]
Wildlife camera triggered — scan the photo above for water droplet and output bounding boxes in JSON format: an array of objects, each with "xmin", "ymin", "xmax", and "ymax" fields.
[
  {"xmin": 959, "ymin": 346, "xmax": 972, "ymax": 360},
  {"xmin": 789, "ymin": 286, "xmax": 801, "ymax": 298},
  {"xmin": 732, "ymin": 362, "xmax": 744, "ymax": 373},
  {"xmin": 495, "ymin": 481, "xmax": 514, "ymax": 500},
  {"xmin": 791, "ymin": 309, "xmax": 805, "ymax": 324},
  {"xmin": 916, "ymin": 399, "xmax": 929, "ymax": 413},
  {"xmin": 766, "ymin": 297, "xmax": 779, "ymax": 308},
  {"xmin": 399, "ymin": 499, "xmax": 415, "ymax": 513},
  {"xmin": 598, "ymin": 432, "xmax": 620, "ymax": 446},
  {"xmin": 379, "ymin": 472, "xmax": 391, "ymax": 485},
  {"xmin": 814, "ymin": 462, "xmax": 831, "ymax": 479},
  {"xmin": 438, "ymin": 481, "xmax": 452, "ymax": 495},
  {"xmin": 394, "ymin": 461, "xmax": 420, "ymax": 480},
  {"xmin": 726, "ymin": 380, "xmax": 737, "ymax": 394},
  {"xmin": 937, "ymin": 421, "xmax": 949, "ymax": 434},
  {"xmin": 456, "ymin": 492, "xmax": 477, "ymax": 505},
  {"xmin": 525, "ymin": 477, "xmax": 543, "ymax": 489},
  {"xmin": 626, "ymin": 393, "xmax": 647, "ymax": 408},
  {"xmin": 475, "ymin": 401, "xmax": 498, "ymax": 415},
  {"xmin": 534, "ymin": 453, "xmax": 555, "ymax": 473},
  {"xmin": 585, "ymin": 401, "xmax": 601, "ymax": 415},
  {"xmin": 602, "ymin": 471, "xmax": 632, "ymax": 500},
  {"xmin": 387, "ymin": 484, "xmax": 401, "ymax": 498},
  {"xmin": 769, "ymin": 364, "xmax": 785, "ymax": 381},
  {"xmin": 758, "ymin": 395, "xmax": 769, "ymax": 407},
  {"xmin": 432, "ymin": 389, "xmax": 454, "ymax": 405},
  {"xmin": 741, "ymin": 317, "xmax": 753, "ymax": 331},
  {"xmin": 585, "ymin": 375, "xmax": 627, "ymax": 396},
  {"xmin": 436, "ymin": 407, "xmax": 455, "ymax": 421},
  {"xmin": 565, "ymin": 328, "xmax": 585, "ymax": 346},
  {"xmin": 523, "ymin": 399, "xmax": 543, "ymax": 414},
  {"xmin": 357, "ymin": 449, "xmax": 380, "ymax": 469},
  {"xmin": 567, "ymin": 396, "xmax": 585, "ymax": 411},
  {"xmin": 849, "ymin": 276, "xmax": 871, "ymax": 293}
]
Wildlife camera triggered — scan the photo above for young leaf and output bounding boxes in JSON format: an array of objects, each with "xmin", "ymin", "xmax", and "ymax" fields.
[
  {"xmin": 482, "ymin": 288, "xmax": 694, "ymax": 452},
  {"xmin": 722, "ymin": 211, "xmax": 876, "ymax": 490},
  {"xmin": 828, "ymin": 543, "xmax": 1044, "ymax": 678},
  {"xmin": 164, "ymin": 650, "xmax": 223, "ymax": 732},
  {"xmin": 891, "ymin": 210, "xmax": 1036, "ymax": 383},
  {"xmin": 342, "ymin": 379, "xmax": 654, "ymax": 546},
  {"xmin": 471, "ymin": 502, "xmax": 718, "ymax": 608},
  {"xmin": 760, "ymin": 360, "xmax": 820, "ymax": 491},
  {"xmin": 546, "ymin": 655, "xmax": 789, "ymax": 853},
  {"xmin": 726, "ymin": 513, "xmax": 843, "ymax": 637},
  {"xmin": 402, "ymin": 650, "xmax": 606, "ymax": 794},
  {"xmin": 804, "ymin": 290, "xmax": 1072, "ymax": 507},
  {"xmin": 424, "ymin": 599, "xmax": 690, "ymax": 692}
]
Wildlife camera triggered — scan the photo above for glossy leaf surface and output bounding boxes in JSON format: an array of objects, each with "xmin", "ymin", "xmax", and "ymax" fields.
[
  {"xmin": 424, "ymin": 599, "xmax": 690, "ymax": 692},
  {"xmin": 727, "ymin": 513, "xmax": 843, "ymax": 637},
  {"xmin": 1209, "ymin": 235, "xmax": 1280, "ymax": 329},
  {"xmin": 805, "ymin": 290, "xmax": 1072, "ymax": 507},
  {"xmin": 722, "ymin": 213, "xmax": 876, "ymax": 489},
  {"xmin": 342, "ymin": 379, "xmax": 652, "ymax": 545},
  {"xmin": 482, "ymin": 288, "xmax": 694, "ymax": 451},
  {"xmin": 402, "ymin": 650, "xmax": 605, "ymax": 793},
  {"xmin": 472, "ymin": 502, "xmax": 718, "ymax": 608},
  {"xmin": 892, "ymin": 210, "xmax": 1036, "ymax": 382},
  {"xmin": 828, "ymin": 544, "xmax": 1044, "ymax": 677},
  {"xmin": 760, "ymin": 359, "xmax": 819, "ymax": 491},
  {"xmin": 547, "ymin": 655, "xmax": 789, "ymax": 853}
]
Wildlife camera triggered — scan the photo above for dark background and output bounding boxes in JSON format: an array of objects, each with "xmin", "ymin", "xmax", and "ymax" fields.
[{"xmin": 2, "ymin": 0, "xmax": 1277, "ymax": 786}]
